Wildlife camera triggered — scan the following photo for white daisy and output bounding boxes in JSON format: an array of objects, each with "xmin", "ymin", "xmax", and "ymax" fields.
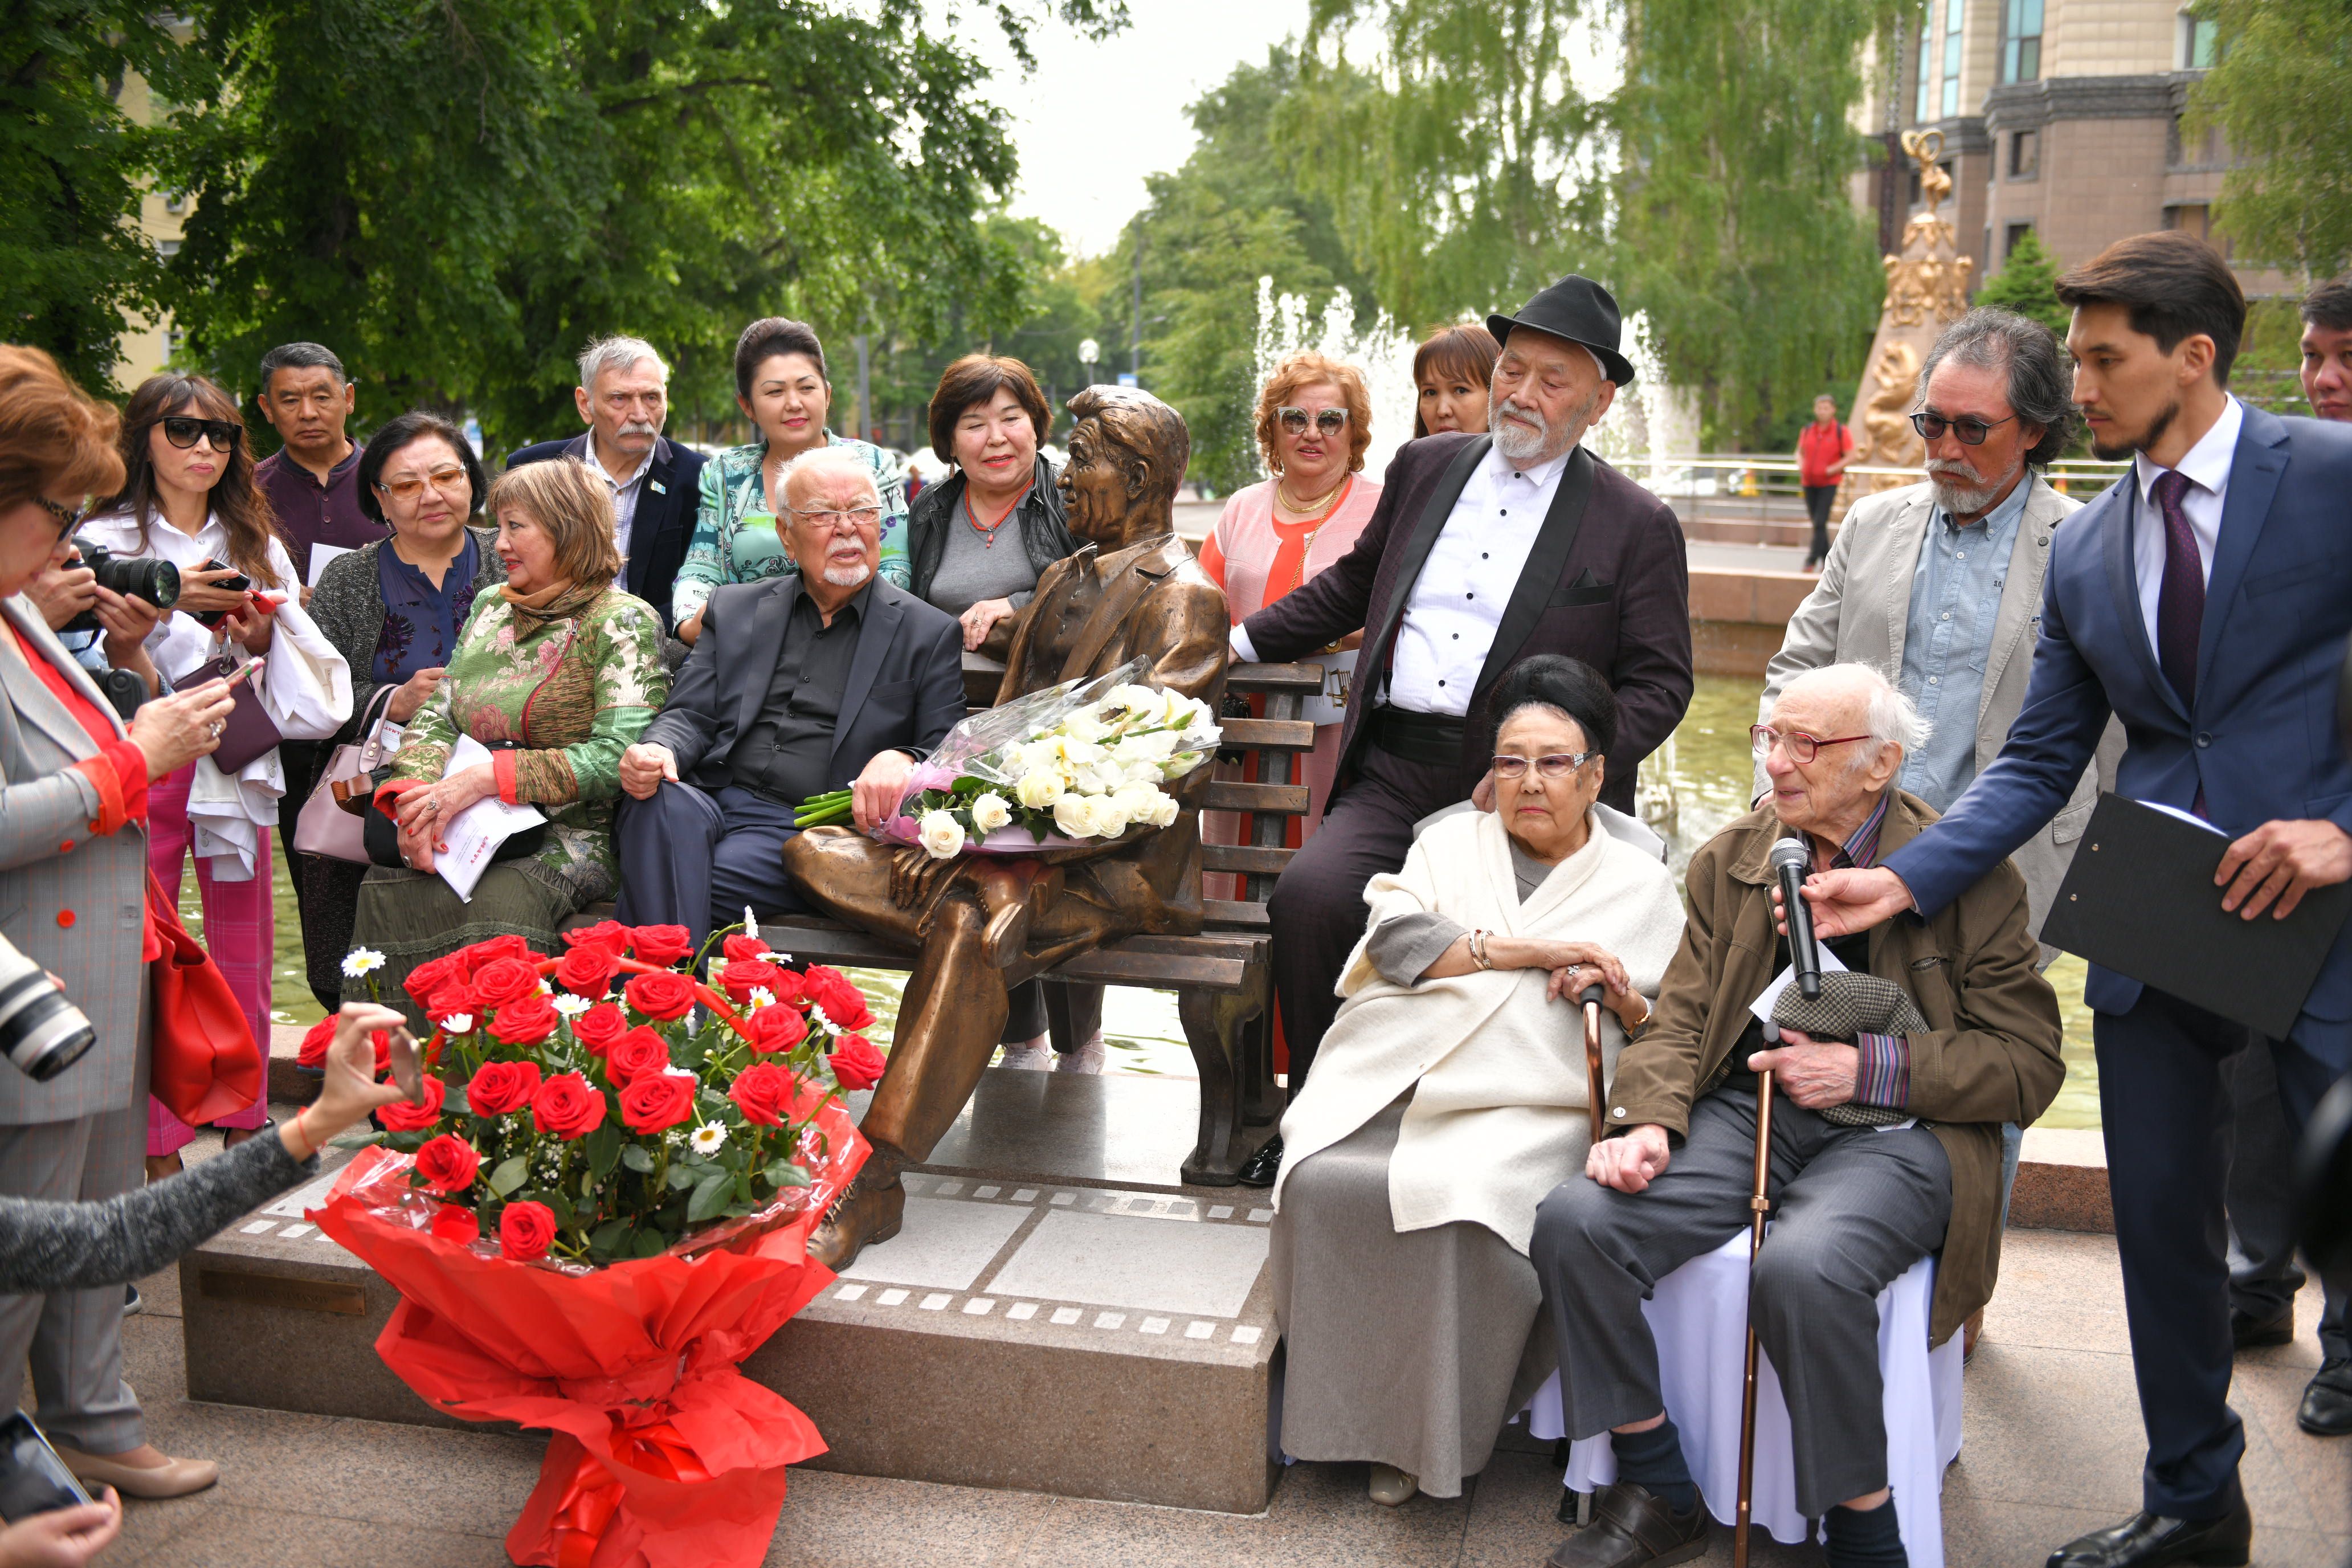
[
  {"xmin": 689, "ymin": 1122, "xmax": 727, "ymax": 1155},
  {"xmin": 341, "ymin": 948, "xmax": 385, "ymax": 979},
  {"xmin": 663, "ymin": 1065, "xmax": 697, "ymax": 1083},
  {"xmin": 747, "ymin": 987, "xmax": 777, "ymax": 1010},
  {"xmin": 439, "ymin": 1012, "xmax": 475, "ymax": 1035},
  {"xmin": 809, "ymin": 1003, "xmax": 834, "ymax": 1034},
  {"xmin": 757, "ymin": 950, "xmax": 791, "ymax": 965},
  {"xmin": 553, "ymin": 993, "xmax": 592, "ymax": 1018},
  {"xmin": 743, "ymin": 906, "xmax": 760, "ymax": 941}
]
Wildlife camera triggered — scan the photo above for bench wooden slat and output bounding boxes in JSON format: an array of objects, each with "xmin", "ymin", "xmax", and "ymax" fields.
[
  {"xmin": 1048, "ymin": 949, "xmax": 1251, "ymax": 990},
  {"xmin": 1202, "ymin": 779, "xmax": 1310, "ymax": 814},
  {"xmin": 1227, "ymin": 661, "xmax": 1324, "ymax": 694},
  {"xmin": 1203, "ymin": 843, "xmax": 1293, "ymax": 875},
  {"xmin": 1217, "ymin": 717, "xmax": 1316, "ymax": 752},
  {"xmin": 1203, "ymin": 899, "xmax": 1270, "ymax": 929},
  {"xmin": 760, "ymin": 917, "xmax": 1261, "ymax": 991}
]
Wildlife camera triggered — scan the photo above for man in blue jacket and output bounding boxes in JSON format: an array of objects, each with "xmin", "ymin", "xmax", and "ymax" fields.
[{"xmin": 1798, "ymin": 231, "xmax": 2352, "ymax": 1568}]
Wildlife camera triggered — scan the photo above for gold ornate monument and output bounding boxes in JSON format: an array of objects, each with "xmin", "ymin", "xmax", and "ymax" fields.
[
  {"xmin": 786, "ymin": 385, "xmax": 1231, "ymax": 1268},
  {"xmin": 1841, "ymin": 130, "xmax": 1976, "ymax": 504}
]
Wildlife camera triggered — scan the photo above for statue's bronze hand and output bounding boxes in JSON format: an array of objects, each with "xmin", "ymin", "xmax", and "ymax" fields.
[{"xmin": 889, "ymin": 847, "xmax": 958, "ymax": 909}]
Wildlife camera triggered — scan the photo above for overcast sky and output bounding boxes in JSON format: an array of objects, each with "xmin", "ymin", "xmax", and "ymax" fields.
[{"xmin": 950, "ymin": 1, "xmax": 1320, "ymax": 258}]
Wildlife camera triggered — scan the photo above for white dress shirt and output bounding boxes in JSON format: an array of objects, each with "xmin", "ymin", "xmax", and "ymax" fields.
[
  {"xmin": 77, "ymin": 508, "xmax": 299, "ymax": 686},
  {"xmin": 582, "ymin": 438, "xmax": 656, "ymax": 589},
  {"xmin": 1231, "ymin": 444, "xmax": 1569, "ymax": 716},
  {"xmin": 2129, "ymin": 395, "xmax": 2241, "ymax": 657}
]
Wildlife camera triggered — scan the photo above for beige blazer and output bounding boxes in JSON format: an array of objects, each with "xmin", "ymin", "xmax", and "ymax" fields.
[
  {"xmin": 0, "ymin": 597, "xmax": 150, "ymax": 1125},
  {"xmin": 1757, "ymin": 476, "xmax": 2121, "ymax": 942}
]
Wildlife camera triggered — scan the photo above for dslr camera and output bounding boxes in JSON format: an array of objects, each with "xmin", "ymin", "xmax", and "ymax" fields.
[
  {"xmin": 0, "ymin": 934, "xmax": 94, "ymax": 1081},
  {"xmin": 62, "ymin": 540, "xmax": 179, "ymax": 635}
]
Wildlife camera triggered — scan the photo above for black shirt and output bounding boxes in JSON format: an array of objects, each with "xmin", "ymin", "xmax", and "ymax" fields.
[{"xmin": 731, "ymin": 578, "xmax": 871, "ymax": 804}]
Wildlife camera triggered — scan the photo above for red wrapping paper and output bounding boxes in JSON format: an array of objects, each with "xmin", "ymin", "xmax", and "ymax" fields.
[{"xmin": 312, "ymin": 1093, "xmax": 864, "ymax": 1568}]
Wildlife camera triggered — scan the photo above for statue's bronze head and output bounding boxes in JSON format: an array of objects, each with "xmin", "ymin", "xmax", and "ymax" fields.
[{"xmin": 1057, "ymin": 385, "xmax": 1190, "ymax": 546}]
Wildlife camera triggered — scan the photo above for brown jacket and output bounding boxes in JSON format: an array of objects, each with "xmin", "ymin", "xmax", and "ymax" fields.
[{"xmin": 1607, "ymin": 792, "xmax": 2065, "ymax": 1344}]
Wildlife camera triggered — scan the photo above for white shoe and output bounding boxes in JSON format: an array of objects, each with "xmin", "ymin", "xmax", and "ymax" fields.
[
  {"xmin": 1054, "ymin": 1032, "xmax": 1106, "ymax": 1074},
  {"xmin": 997, "ymin": 1036, "xmax": 1052, "ymax": 1071}
]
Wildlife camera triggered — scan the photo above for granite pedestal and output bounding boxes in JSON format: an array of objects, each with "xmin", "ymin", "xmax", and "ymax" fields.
[{"xmin": 181, "ymin": 1069, "xmax": 1282, "ymax": 1512}]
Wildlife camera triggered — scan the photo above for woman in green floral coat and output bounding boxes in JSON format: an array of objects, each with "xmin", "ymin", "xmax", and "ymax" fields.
[{"xmin": 352, "ymin": 458, "xmax": 670, "ymax": 1019}]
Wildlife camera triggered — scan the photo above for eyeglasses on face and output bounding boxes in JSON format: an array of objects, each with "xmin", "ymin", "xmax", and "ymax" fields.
[
  {"xmin": 1276, "ymin": 406, "xmax": 1349, "ymax": 437},
  {"xmin": 157, "ymin": 415, "xmax": 242, "ymax": 451},
  {"xmin": 1750, "ymin": 725, "xmax": 1873, "ymax": 764},
  {"xmin": 32, "ymin": 497, "xmax": 87, "ymax": 537},
  {"xmin": 790, "ymin": 505, "xmax": 883, "ymax": 532},
  {"xmin": 1490, "ymin": 750, "xmax": 1595, "ymax": 781},
  {"xmin": 1909, "ymin": 410, "xmax": 2017, "ymax": 446},
  {"xmin": 373, "ymin": 466, "xmax": 473, "ymax": 504}
]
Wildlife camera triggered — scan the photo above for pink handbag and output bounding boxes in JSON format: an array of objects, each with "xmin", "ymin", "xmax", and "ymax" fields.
[{"xmin": 292, "ymin": 684, "xmax": 400, "ymax": 863}]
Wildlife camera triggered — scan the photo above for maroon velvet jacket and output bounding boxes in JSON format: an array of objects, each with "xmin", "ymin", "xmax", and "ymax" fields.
[{"xmin": 1238, "ymin": 432, "xmax": 1692, "ymax": 813}]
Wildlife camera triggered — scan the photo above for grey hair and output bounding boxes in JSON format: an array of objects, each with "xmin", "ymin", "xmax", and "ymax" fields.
[
  {"xmin": 1775, "ymin": 663, "xmax": 1929, "ymax": 766},
  {"xmin": 1915, "ymin": 308, "xmax": 2078, "ymax": 467},
  {"xmin": 575, "ymin": 334, "xmax": 668, "ymax": 392},
  {"xmin": 775, "ymin": 445, "xmax": 877, "ymax": 512},
  {"xmin": 258, "ymin": 341, "xmax": 345, "ymax": 388}
]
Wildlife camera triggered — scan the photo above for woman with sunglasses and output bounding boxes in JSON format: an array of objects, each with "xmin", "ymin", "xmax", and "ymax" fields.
[
  {"xmin": 80, "ymin": 374, "xmax": 304, "ymax": 1179},
  {"xmin": 1268, "ymin": 655, "xmax": 1684, "ymax": 1508},
  {"xmin": 293, "ymin": 413, "xmax": 504, "ymax": 1011},
  {"xmin": 1200, "ymin": 353, "xmax": 1382, "ymax": 861}
]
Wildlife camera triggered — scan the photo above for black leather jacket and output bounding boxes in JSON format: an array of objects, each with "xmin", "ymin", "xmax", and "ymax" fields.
[{"xmin": 904, "ymin": 455, "xmax": 1081, "ymax": 610}]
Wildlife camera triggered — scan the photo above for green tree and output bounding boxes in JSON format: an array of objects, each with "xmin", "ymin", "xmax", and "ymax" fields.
[
  {"xmin": 0, "ymin": 4, "xmax": 209, "ymax": 390},
  {"xmin": 160, "ymin": 0, "xmax": 1119, "ymax": 454},
  {"xmin": 1976, "ymin": 228, "xmax": 2069, "ymax": 337},
  {"xmin": 2187, "ymin": 0, "xmax": 2352, "ymax": 276}
]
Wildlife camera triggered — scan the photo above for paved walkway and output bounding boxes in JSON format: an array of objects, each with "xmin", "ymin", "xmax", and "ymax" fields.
[{"xmin": 100, "ymin": 1134, "xmax": 2349, "ymax": 1568}]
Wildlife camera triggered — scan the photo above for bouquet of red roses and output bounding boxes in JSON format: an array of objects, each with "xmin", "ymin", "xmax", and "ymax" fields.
[{"xmin": 308, "ymin": 921, "xmax": 883, "ymax": 1568}]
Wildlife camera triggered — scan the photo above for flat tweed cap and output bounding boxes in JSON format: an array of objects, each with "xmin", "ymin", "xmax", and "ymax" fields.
[{"xmin": 1769, "ymin": 970, "xmax": 1922, "ymax": 1129}]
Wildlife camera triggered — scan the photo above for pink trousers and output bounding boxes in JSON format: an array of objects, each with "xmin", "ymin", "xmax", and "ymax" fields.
[{"xmin": 146, "ymin": 765, "xmax": 271, "ymax": 1157}]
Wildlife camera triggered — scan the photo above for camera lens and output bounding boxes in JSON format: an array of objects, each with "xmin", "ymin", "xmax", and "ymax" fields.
[
  {"xmin": 64, "ymin": 542, "xmax": 180, "ymax": 633},
  {"xmin": 0, "ymin": 944, "xmax": 94, "ymax": 1083}
]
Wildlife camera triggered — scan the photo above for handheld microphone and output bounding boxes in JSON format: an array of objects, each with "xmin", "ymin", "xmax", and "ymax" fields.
[{"xmin": 1768, "ymin": 834, "xmax": 1823, "ymax": 1001}]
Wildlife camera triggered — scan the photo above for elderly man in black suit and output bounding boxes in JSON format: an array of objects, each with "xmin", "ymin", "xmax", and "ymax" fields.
[
  {"xmin": 1231, "ymin": 274, "xmax": 1694, "ymax": 1185},
  {"xmin": 505, "ymin": 334, "xmax": 708, "ymax": 630},
  {"xmin": 612, "ymin": 446, "xmax": 964, "ymax": 951}
]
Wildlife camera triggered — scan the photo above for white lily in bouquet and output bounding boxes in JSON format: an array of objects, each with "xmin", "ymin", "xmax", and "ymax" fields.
[{"xmin": 792, "ymin": 658, "xmax": 1220, "ymax": 859}]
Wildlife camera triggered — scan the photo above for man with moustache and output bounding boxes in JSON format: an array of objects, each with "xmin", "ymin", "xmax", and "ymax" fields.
[
  {"xmin": 2216, "ymin": 270, "xmax": 2352, "ymax": 1438},
  {"xmin": 1231, "ymin": 274, "xmax": 1693, "ymax": 1185},
  {"xmin": 1798, "ymin": 232, "xmax": 2352, "ymax": 1568},
  {"xmin": 507, "ymin": 334, "xmax": 706, "ymax": 630}
]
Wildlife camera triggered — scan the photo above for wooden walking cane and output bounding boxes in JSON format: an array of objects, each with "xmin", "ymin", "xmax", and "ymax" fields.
[{"xmin": 1733, "ymin": 1064, "xmax": 1775, "ymax": 1568}]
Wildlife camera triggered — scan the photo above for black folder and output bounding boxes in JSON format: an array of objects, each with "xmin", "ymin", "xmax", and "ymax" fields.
[{"xmin": 2039, "ymin": 793, "xmax": 2352, "ymax": 1038}]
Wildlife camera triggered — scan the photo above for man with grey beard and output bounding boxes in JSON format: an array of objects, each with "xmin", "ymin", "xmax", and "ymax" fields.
[
  {"xmin": 1760, "ymin": 308, "xmax": 2103, "ymax": 946},
  {"xmin": 1230, "ymin": 273, "xmax": 1693, "ymax": 1186}
]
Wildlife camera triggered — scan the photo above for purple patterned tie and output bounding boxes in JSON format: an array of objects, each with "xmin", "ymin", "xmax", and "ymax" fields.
[{"xmin": 2151, "ymin": 469, "xmax": 2203, "ymax": 705}]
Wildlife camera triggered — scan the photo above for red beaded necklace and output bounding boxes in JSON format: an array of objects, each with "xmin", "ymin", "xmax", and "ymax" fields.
[{"xmin": 963, "ymin": 479, "xmax": 1034, "ymax": 548}]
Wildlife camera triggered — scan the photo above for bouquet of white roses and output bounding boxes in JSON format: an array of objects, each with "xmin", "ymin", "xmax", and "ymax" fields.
[{"xmin": 793, "ymin": 657, "xmax": 1220, "ymax": 860}]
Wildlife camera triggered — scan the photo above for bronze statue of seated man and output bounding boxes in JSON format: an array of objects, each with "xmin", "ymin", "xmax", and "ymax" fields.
[{"xmin": 786, "ymin": 385, "xmax": 1230, "ymax": 1268}]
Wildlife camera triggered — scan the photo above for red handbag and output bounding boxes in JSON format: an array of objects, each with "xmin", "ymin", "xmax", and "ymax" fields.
[{"xmin": 145, "ymin": 870, "xmax": 264, "ymax": 1125}]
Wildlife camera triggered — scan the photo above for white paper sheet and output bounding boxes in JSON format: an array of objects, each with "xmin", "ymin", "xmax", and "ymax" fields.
[
  {"xmin": 2141, "ymin": 798, "xmax": 2226, "ymax": 835},
  {"xmin": 1747, "ymin": 948, "xmax": 1849, "ymax": 1036},
  {"xmin": 435, "ymin": 734, "xmax": 545, "ymax": 902},
  {"xmin": 306, "ymin": 542, "xmax": 354, "ymax": 587}
]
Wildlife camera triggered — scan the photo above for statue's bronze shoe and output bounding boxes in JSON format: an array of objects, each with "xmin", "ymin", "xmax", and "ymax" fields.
[
  {"xmin": 807, "ymin": 1161, "xmax": 906, "ymax": 1271},
  {"xmin": 984, "ymin": 897, "xmax": 1032, "ymax": 968}
]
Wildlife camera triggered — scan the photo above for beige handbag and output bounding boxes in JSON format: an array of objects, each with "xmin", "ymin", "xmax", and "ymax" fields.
[{"xmin": 291, "ymin": 684, "xmax": 402, "ymax": 863}]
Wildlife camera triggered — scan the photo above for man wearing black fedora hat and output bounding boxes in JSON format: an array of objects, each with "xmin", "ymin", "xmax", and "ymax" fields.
[{"xmin": 1231, "ymin": 272, "xmax": 1693, "ymax": 1186}]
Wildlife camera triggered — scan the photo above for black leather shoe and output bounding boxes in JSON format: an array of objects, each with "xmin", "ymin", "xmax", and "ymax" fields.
[
  {"xmin": 2045, "ymin": 1498, "xmax": 2252, "ymax": 1568},
  {"xmin": 1236, "ymin": 1136, "xmax": 1281, "ymax": 1189},
  {"xmin": 1546, "ymin": 1482, "xmax": 1711, "ymax": 1568},
  {"xmin": 2230, "ymin": 1305, "xmax": 2294, "ymax": 1350},
  {"xmin": 2298, "ymin": 1358, "xmax": 2352, "ymax": 1436}
]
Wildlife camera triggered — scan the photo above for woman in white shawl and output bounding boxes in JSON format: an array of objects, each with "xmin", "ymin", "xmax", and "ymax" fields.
[{"xmin": 1270, "ymin": 655, "xmax": 1685, "ymax": 1506}]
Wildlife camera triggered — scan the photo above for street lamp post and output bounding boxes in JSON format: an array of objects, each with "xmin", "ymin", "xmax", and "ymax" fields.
[{"xmin": 1080, "ymin": 337, "xmax": 1099, "ymax": 389}]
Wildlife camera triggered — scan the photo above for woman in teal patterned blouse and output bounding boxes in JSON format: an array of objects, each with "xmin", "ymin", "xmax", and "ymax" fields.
[
  {"xmin": 353, "ymin": 458, "xmax": 669, "ymax": 1020},
  {"xmin": 671, "ymin": 317, "xmax": 908, "ymax": 643}
]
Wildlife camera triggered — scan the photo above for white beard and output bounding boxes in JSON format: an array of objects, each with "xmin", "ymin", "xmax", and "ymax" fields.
[
  {"xmin": 822, "ymin": 561, "xmax": 873, "ymax": 589},
  {"xmin": 1926, "ymin": 459, "xmax": 2018, "ymax": 518}
]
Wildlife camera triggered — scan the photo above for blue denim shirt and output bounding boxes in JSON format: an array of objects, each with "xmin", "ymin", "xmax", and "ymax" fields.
[{"xmin": 1897, "ymin": 480, "xmax": 2030, "ymax": 812}]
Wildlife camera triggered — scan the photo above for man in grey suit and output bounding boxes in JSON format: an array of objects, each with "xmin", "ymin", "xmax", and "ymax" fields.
[
  {"xmin": 612, "ymin": 447, "xmax": 965, "ymax": 951},
  {"xmin": 1758, "ymin": 308, "xmax": 2110, "ymax": 940}
]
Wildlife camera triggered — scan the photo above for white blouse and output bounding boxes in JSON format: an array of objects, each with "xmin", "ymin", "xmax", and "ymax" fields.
[{"xmin": 78, "ymin": 510, "xmax": 299, "ymax": 688}]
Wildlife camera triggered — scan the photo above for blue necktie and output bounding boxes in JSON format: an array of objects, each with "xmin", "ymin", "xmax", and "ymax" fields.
[{"xmin": 2151, "ymin": 469, "xmax": 2203, "ymax": 705}]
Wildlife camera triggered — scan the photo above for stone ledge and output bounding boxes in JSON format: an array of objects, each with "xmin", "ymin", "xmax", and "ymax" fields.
[{"xmin": 2010, "ymin": 1126, "xmax": 2112, "ymax": 1234}]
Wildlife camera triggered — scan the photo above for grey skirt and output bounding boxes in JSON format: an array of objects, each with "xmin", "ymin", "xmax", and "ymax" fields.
[
  {"xmin": 1270, "ymin": 1099, "xmax": 1565, "ymax": 1498},
  {"xmin": 350, "ymin": 858, "xmax": 585, "ymax": 1031}
]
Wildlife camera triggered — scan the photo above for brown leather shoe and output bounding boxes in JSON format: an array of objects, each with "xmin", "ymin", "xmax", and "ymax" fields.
[
  {"xmin": 806, "ymin": 1157, "xmax": 906, "ymax": 1271},
  {"xmin": 1546, "ymin": 1482, "xmax": 1712, "ymax": 1568}
]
